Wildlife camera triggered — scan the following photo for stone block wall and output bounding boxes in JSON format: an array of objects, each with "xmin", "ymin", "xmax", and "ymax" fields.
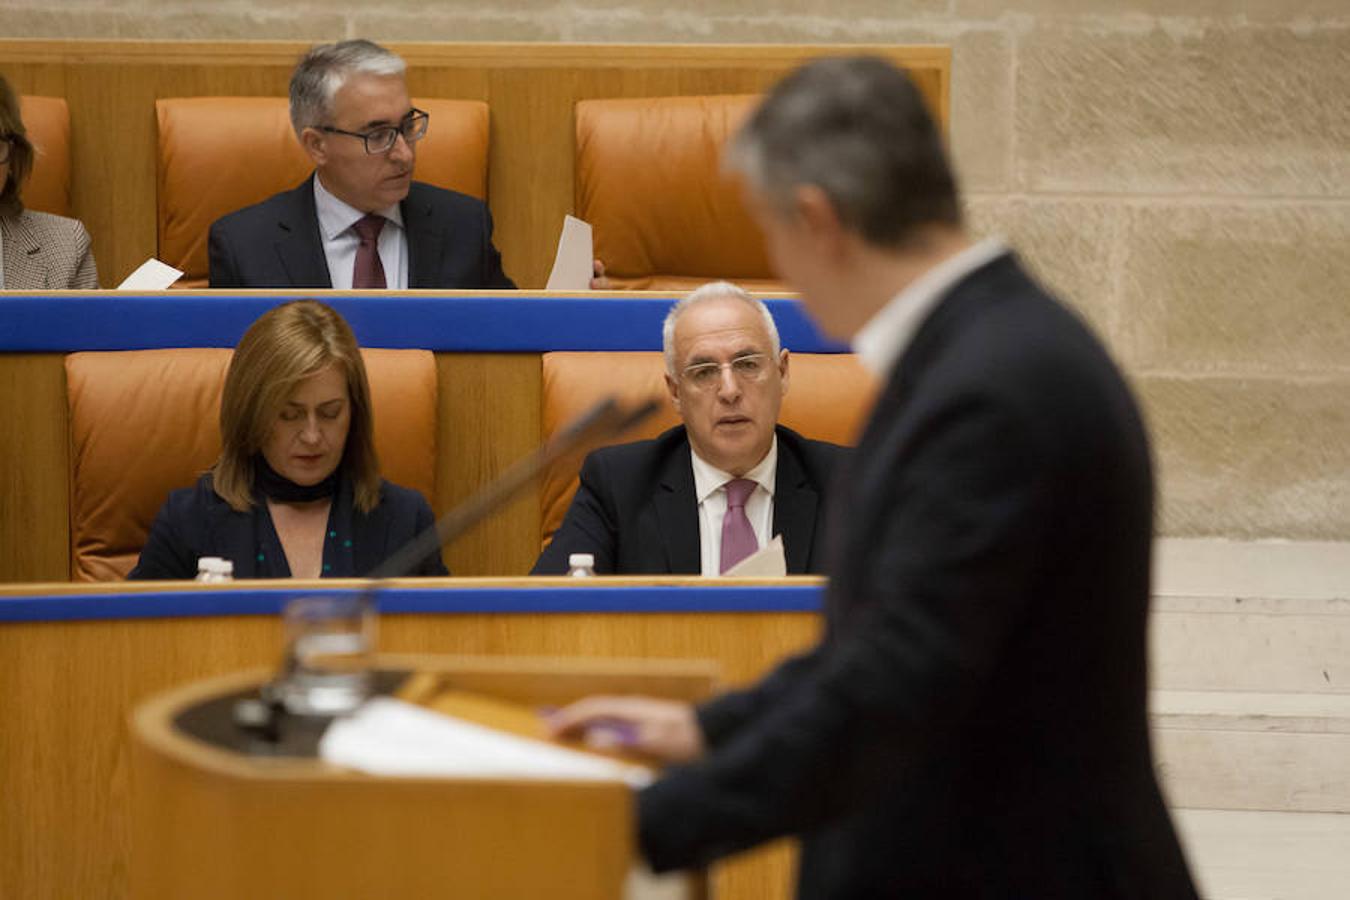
[{"xmin": 6, "ymin": 1, "xmax": 1348, "ymax": 539}]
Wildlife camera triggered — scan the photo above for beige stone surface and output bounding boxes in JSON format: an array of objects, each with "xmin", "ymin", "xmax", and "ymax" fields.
[
  {"xmin": 1121, "ymin": 203, "xmax": 1350, "ymax": 376},
  {"xmin": 1, "ymin": 9, "xmax": 132, "ymax": 38},
  {"xmin": 1151, "ymin": 602, "xmax": 1350, "ymax": 694},
  {"xmin": 1154, "ymin": 538, "xmax": 1350, "ymax": 601},
  {"xmin": 957, "ymin": 0, "xmax": 1350, "ymax": 19},
  {"xmin": 1155, "ymin": 728, "xmax": 1350, "ymax": 813},
  {"xmin": 1016, "ymin": 25, "xmax": 1350, "ymax": 196},
  {"xmin": 943, "ymin": 28, "xmax": 1013, "ymax": 194},
  {"xmin": 1173, "ymin": 808, "xmax": 1350, "ymax": 900},
  {"xmin": 1, "ymin": 6, "xmax": 348, "ymax": 40},
  {"xmin": 1136, "ymin": 375, "xmax": 1350, "ymax": 540},
  {"xmin": 966, "ymin": 195, "xmax": 1122, "ymax": 346}
]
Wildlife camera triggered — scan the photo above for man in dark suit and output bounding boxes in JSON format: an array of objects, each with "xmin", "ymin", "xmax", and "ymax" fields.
[
  {"xmin": 208, "ymin": 39, "xmax": 514, "ymax": 290},
  {"xmin": 551, "ymin": 57, "xmax": 1198, "ymax": 898},
  {"xmin": 533, "ymin": 281, "xmax": 843, "ymax": 576}
]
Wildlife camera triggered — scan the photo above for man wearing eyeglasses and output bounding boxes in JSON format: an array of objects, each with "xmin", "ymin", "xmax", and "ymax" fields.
[
  {"xmin": 208, "ymin": 39, "xmax": 514, "ymax": 290},
  {"xmin": 532, "ymin": 280, "xmax": 843, "ymax": 575}
]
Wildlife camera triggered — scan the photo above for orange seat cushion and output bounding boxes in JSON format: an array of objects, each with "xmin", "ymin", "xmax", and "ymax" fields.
[
  {"xmin": 539, "ymin": 350, "xmax": 875, "ymax": 548},
  {"xmin": 17, "ymin": 95, "xmax": 71, "ymax": 217},
  {"xmin": 66, "ymin": 347, "xmax": 438, "ymax": 581},
  {"xmin": 156, "ymin": 96, "xmax": 490, "ymax": 287},
  {"xmin": 575, "ymin": 95, "xmax": 783, "ymax": 292}
]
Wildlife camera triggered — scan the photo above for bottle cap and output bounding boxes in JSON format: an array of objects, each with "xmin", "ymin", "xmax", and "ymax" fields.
[
  {"xmin": 568, "ymin": 553, "xmax": 595, "ymax": 568},
  {"xmin": 196, "ymin": 556, "xmax": 233, "ymax": 576}
]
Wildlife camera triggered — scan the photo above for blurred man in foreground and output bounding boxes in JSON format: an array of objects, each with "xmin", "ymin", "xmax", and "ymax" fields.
[{"xmin": 551, "ymin": 56, "xmax": 1198, "ymax": 898}]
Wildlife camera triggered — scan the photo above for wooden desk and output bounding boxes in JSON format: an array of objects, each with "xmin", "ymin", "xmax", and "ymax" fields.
[
  {"xmin": 130, "ymin": 656, "xmax": 717, "ymax": 900},
  {"xmin": 0, "ymin": 577, "xmax": 822, "ymax": 900}
]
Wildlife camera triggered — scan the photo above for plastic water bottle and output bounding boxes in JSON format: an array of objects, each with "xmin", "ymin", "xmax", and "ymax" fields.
[
  {"xmin": 567, "ymin": 553, "xmax": 595, "ymax": 577},
  {"xmin": 195, "ymin": 556, "xmax": 234, "ymax": 583}
]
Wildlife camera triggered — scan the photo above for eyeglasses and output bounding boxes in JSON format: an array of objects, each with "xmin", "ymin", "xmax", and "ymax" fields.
[
  {"xmin": 680, "ymin": 354, "xmax": 773, "ymax": 390},
  {"xmin": 318, "ymin": 108, "xmax": 429, "ymax": 155}
]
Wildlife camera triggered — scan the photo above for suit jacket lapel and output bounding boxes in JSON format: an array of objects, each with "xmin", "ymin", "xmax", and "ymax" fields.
[
  {"xmin": 653, "ymin": 443, "xmax": 701, "ymax": 574},
  {"xmin": 402, "ymin": 186, "xmax": 443, "ymax": 289},
  {"xmin": 1, "ymin": 214, "xmax": 48, "ymax": 288},
  {"xmin": 275, "ymin": 175, "xmax": 333, "ymax": 288},
  {"xmin": 772, "ymin": 433, "xmax": 818, "ymax": 575}
]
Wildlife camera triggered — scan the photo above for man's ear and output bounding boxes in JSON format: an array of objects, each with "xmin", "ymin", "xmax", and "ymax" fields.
[
  {"xmin": 299, "ymin": 128, "xmax": 327, "ymax": 166},
  {"xmin": 778, "ymin": 348, "xmax": 790, "ymax": 397},
  {"xmin": 793, "ymin": 185, "xmax": 848, "ymax": 257},
  {"xmin": 664, "ymin": 372, "xmax": 682, "ymax": 415}
]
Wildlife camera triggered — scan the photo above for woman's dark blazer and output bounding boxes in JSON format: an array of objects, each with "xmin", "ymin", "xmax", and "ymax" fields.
[{"xmin": 128, "ymin": 473, "xmax": 447, "ymax": 579}]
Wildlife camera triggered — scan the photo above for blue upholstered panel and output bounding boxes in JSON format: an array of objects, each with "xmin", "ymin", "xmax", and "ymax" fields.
[
  {"xmin": 0, "ymin": 583, "xmax": 824, "ymax": 622},
  {"xmin": 0, "ymin": 294, "xmax": 848, "ymax": 353}
]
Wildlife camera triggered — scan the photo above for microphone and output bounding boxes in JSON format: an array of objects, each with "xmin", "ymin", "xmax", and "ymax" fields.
[
  {"xmin": 370, "ymin": 393, "xmax": 660, "ymax": 580},
  {"xmin": 237, "ymin": 394, "xmax": 661, "ymax": 737}
]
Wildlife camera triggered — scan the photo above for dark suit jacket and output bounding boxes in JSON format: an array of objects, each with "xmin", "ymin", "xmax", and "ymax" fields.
[
  {"xmin": 531, "ymin": 425, "xmax": 843, "ymax": 576},
  {"xmin": 128, "ymin": 473, "xmax": 447, "ymax": 579},
  {"xmin": 637, "ymin": 254, "xmax": 1198, "ymax": 898},
  {"xmin": 207, "ymin": 175, "xmax": 514, "ymax": 289}
]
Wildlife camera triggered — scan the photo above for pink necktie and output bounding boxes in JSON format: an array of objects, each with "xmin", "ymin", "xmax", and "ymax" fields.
[
  {"xmin": 352, "ymin": 214, "xmax": 387, "ymax": 289},
  {"xmin": 720, "ymin": 478, "xmax": 759, "ymax": 574}
]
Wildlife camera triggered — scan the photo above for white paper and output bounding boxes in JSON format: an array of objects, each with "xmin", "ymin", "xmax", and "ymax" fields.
[
  {"xmin": 721, "ymin": 534, "xmax": 788, "ymax": 577},
  {"xmin": 624, "ymin": 864, "xmax": 697, "ymax": 900},
  {"xmin": 545, "ymin": 215, "xmax": 594, "ymax": 290},
  {"xmin": 319, "ymin": 696, "xmax": 652, "ymax": 787},
  {"xmin": 117, "ymin": 258, "xmax": 184, "ymax": 290}
]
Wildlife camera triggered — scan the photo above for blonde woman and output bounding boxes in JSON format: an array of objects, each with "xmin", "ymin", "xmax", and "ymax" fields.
[
  {"xmin": 130, "ymin": 300, "xmax": 446, "ymax": 579},
  {"xmin": 0, "ymin": 74, "xmax": 98, "ymax": 289}
]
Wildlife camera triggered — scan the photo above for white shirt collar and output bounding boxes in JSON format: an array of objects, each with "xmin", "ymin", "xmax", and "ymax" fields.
[
  {"xmin": 691, "ymin": 434, "xmax": 778, "ymax": 504},
  {"xmin": 853, "ymin": 237, "xmax": 1009, "ymax": 379},
  {"xmin": 313, "ymin": 174, "xmax": 404, "ymax": 242}
]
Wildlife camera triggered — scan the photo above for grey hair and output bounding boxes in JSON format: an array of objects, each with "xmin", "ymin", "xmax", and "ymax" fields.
[
  {"xmin": 289, "ymin": 39, "xmax": 407, "ymax": 135},
  {"xmin": 661, "ymin": 281, "xmax": 781, "ymax": 376},
  {"xmin": 724, "ymin": 55, "xmax": 960, "ymax": 249}
]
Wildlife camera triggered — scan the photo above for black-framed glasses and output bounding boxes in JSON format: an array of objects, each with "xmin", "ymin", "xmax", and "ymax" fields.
[
  {"xmin": 318, "ymin": 108, "xmax": 429, "ymax": 155},
  {"xmin": 680, "ymin": 353, "xmax": 773, "ymax": 391}
]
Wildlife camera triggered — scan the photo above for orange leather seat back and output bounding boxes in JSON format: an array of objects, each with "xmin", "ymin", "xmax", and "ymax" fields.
[
  {"xmin": 575, "ymin": 95, "xmax": 782, "ymax": 292},
  {"xmin": 156, "ymin": 97, "xmax": 491, "ymax": 287},
  {"xmin": 66, "ymin": 347, "xmax": 438, "ymax": 581},
  {"xmin": 17, "ymin": 95, "xmax": 72, "ymax": 217},
  {"xmin": 539, "ymin": 350, "xmax": 875, "ymax": 548}
]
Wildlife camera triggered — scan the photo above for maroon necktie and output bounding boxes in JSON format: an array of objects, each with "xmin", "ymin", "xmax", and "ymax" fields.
[
  {"xmin": 351, "ymin": 214, "xmax": 387, "ymax": 289},
  {"xmin": 720, "ymin": 478, "xmax": 759, "ymax": 574}
]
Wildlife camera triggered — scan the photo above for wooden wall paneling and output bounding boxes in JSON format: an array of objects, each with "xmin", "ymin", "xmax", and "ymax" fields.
[
  {"xmin": 0, "ymin": 614, "xmax": 283, "ymax": 900},
  {"xmin": 0, "ymin": 354, "xmax": 70, "ymax": 582},
  {"xmin": 435, "ymin": 353, "xmax": 542, "ymax": 575},
  {"xmin": 65, "ymin": 63, "xmax": 159, "ymax": 288}
]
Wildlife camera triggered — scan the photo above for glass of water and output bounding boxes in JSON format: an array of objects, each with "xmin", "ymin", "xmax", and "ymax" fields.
[{"xmin": 277, "ymin": 593, "xmax": 376, "ymax": 716}]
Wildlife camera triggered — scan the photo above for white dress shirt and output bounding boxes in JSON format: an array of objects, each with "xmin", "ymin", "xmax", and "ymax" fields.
[
  {"xmin": 313, "ymin": 176, "xmax": 408, "ymax": 290},
  {"xmin": 853, "ymin": 237, "xmax": 1009, "ymax": 379},
  {"xmin": 689, "ymin": 436, "xmax": 778, "ymax": 576}
]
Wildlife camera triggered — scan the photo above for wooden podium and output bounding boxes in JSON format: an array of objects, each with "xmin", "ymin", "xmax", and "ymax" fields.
[{"xmin": 130, "ymin": 654, "xmax": 717, "ymax": 900}]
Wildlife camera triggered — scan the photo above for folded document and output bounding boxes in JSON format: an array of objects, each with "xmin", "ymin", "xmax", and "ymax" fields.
[{"xmin": 319, "ymin": 696, "xmax": 653, "ymax": 787}]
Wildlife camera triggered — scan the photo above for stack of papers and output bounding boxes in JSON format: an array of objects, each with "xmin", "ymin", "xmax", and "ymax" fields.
[{"xmin": 319, "ymin": 696, "xmax": 653, "ymax": 787}]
